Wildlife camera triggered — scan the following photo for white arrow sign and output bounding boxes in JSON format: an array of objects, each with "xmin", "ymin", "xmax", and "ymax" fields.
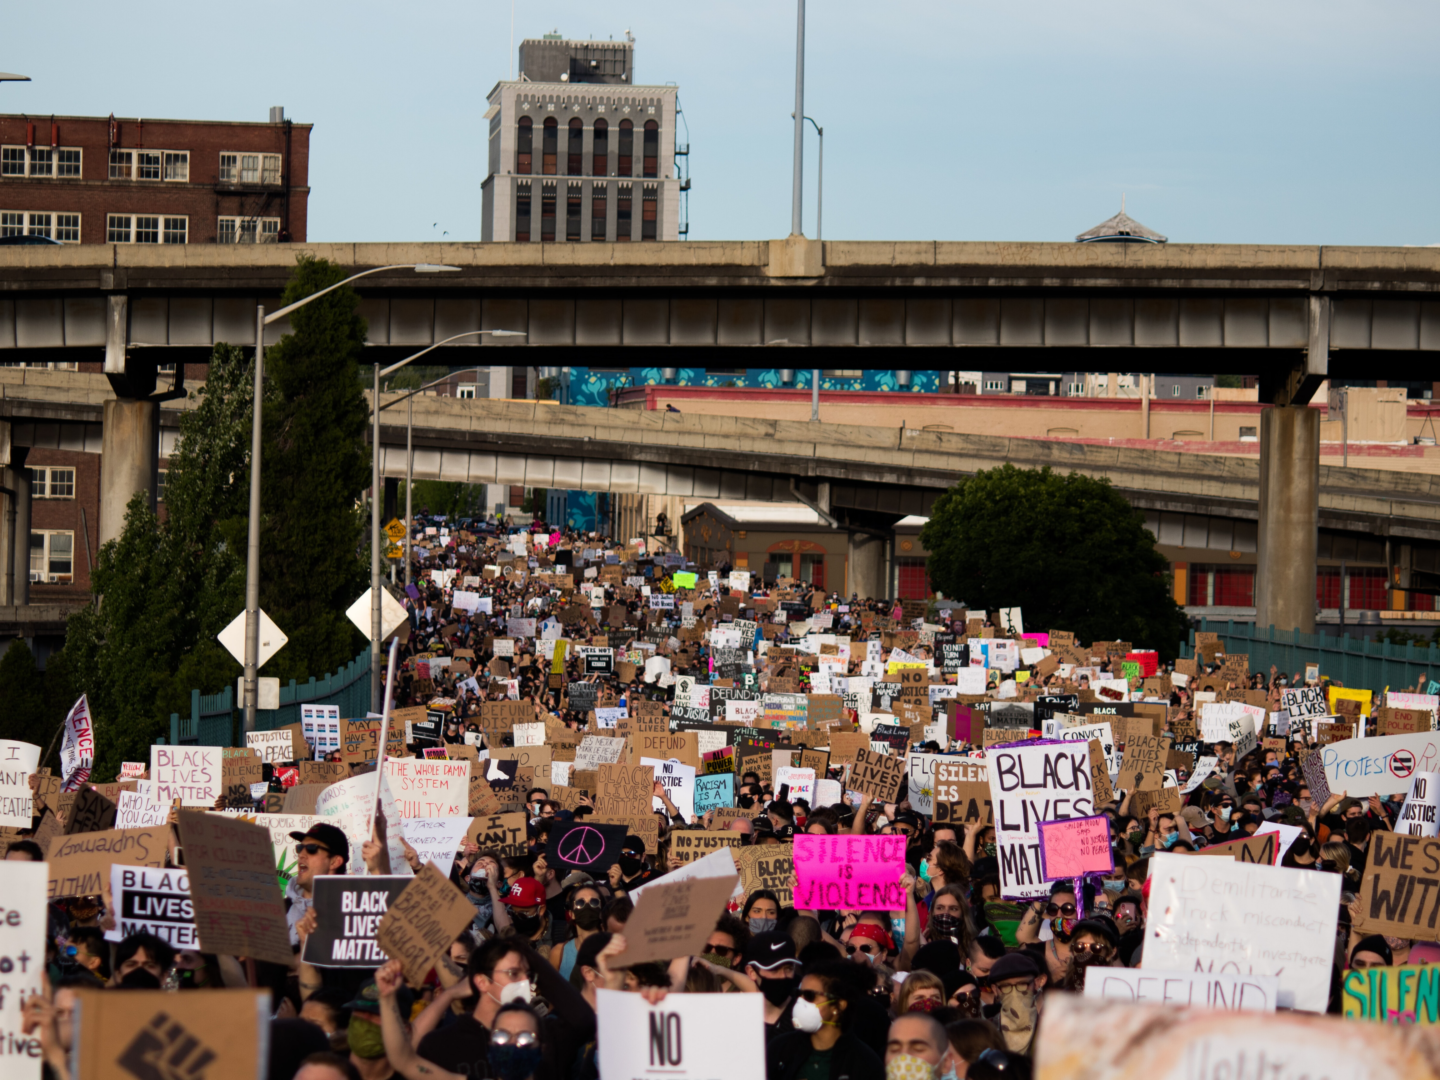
[
  {"xmin": 347, "ymin": 586, "xmax": 409, "ymax": 642},
  {"xmin": 218, "ymin": 609, "xmax": 288, "ymax": 668}
]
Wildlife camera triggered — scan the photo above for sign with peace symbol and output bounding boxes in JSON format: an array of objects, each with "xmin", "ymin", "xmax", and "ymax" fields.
[{"xmin": 547, "ymin": 820, "xmax": 626, "ymax": 873}]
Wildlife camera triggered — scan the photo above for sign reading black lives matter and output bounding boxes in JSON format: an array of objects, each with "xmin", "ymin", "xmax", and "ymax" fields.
[
  {"xmin": 984, "ymin": 740, "xmax": 1095, "ymax": 901},
  {"xmin": 302, "ymin": 875, "xmax": 410, "ymax": 967}
]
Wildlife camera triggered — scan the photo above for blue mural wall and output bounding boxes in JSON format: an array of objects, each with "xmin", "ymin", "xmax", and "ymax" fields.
[{"xmin": 550, "ymin": 367, "xmax": 942, "ymax": 530}]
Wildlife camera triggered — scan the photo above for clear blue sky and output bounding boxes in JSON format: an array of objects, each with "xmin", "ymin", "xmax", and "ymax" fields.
[{"xmin": 8, "ymin": 0, "xmax": 1438, "ymax": 245}]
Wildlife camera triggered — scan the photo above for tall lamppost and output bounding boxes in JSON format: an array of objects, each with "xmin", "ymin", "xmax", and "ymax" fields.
[{"xmin": 242, "ymin": 263, "xmax": 458, "ymax": 733}]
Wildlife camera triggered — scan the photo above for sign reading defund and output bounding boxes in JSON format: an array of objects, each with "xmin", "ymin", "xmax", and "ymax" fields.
[{"xmin": 985, "ymin": 741, "xmax": 1095, "ymax": 900}]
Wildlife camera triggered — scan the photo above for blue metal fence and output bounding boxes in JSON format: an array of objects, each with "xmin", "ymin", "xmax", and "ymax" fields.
[
  {"xmin": 170, "ymin": 649, "xmax": 372, "ymax": 747},
  {"xmin": 1179, "ymin": 619, "xmax": 1440, "ymax": 691}
]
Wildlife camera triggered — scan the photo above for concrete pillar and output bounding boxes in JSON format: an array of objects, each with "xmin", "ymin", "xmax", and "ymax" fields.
[
  {"xmin": 100, "ymin": 398, "xmax": 158, "ymax": 548},
  {"xmin": 11, "ymin": 466, "xmax": 28, "ymax": 606},
  {"xmin": 1256, "ymin": 405, "xmax": 1319, "ymax": 633},
  {"xmin": 847, "ymin": 532, "xmax": 886, "ymax": 601}
]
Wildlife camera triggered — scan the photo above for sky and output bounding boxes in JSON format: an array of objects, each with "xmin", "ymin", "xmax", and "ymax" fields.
[{"xmin": 7, "ymin": 0, "xmax": 1439, "ymax": 246}]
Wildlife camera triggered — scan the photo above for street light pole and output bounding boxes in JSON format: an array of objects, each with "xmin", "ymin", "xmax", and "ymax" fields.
[
  {"xmin": 791, "ymin": 0, "xmax": 805, "ymax": 236},
  {"xmin": 242, "ymin": 262, "xmax": 458, "ymax": 733},
  {"xmin": 803, "ymin": 116, "xmax": 823, "ymax": 241},
  {"xmin": 404, "ymin": 394, "xmax": 412, "ymax": 588},
  {"xmin": 369, "ymin": 331, "xmax": 525, "ymax": 713}
]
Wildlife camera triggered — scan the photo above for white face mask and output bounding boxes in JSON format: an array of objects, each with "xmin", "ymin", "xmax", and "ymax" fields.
[
  {"xmin": 496, "ymin": 980, "xmax": 533, "ymax": 1006},
  {"xmin": 791, "ymin": 997, "xmax": 824, "ymax": 1034}
]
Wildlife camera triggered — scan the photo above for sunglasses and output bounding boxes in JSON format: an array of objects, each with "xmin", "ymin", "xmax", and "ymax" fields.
[
  {"xmin": 1045, "ymin": 903, "xmax": 1077, "ymax": 918},
  {"xmin": 573, "ymin": 898, "xmax": 602, "ymax": 910},
  {"xmin": 491, "ymin": 1030, "xmax": 538, "ymax": 1048},
  {"xmin": 296, "ymin": 843, "xmax": 331, "ymax": 856},
  {"xmin": 1070, "ymin": 941, "xmax": 1109, "ymax": 956},
  {"xmin": 797, "ymin": 989, "xmax": 834, "ymax": 1004},
  {"xmin": 846, "ymin": 943, "xmax": 879, "ymax": 956},
  {"xmin": 705, "ymin": 944, "xmax": 737, "ymax": 957}
]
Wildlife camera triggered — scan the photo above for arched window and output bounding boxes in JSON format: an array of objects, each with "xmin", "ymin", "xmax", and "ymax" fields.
[
  {"xmin": 567, "ymin": 118, "xmax": 583, "ymax": 176},
  {"xmin": 592, "ymin": 118, "xmax": 608, "ymax": 176},
  {"xmin": 516, "ymin": 116, "xmax": 532, "ymax": 175},
  {"xmin": 643, "ymin": 119, "xmax": 659, "ymax": 178},
  {"xmin": 542, "ymin": 117, "xmax": 557, "ymax": 175},
  {"xmin": 618, "ymin": 119, "xmax": 633, "ymax": 177}
]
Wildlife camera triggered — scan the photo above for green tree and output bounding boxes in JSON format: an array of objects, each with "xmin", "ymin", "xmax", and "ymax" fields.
[
  {"xmin": 919, "ymin": 464, "xmax": 1188, "ymax": 657},
  {"xmin": 0, "ymin": 639, "xmax": 46, "ymax": 745},
  {"xmin": 258, "ymin": 256, "xmax": 371, "ymax": 682}
]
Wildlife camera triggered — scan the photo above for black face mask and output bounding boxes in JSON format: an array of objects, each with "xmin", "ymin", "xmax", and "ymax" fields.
[
  {"xmin": 738, "ymin": 794, "xmax": 755, "ymax": 809},
  {"xmin": 759, "ymin": 975, "xmax": 797, "ymax": 1006},
  {"xmin": 573, "ymin": 906, "xmax": 603, "ymax": 930},
  {"xmin": 511, "ymin": 911, "xmax": 543, "ymax": 936},
  {"xmin": 620, "ymin": 855, "xmax": 645, "ymax": 878},
  {"xmin": 930, "ymin": 912, "xmax": 962, "ymax": 936}
]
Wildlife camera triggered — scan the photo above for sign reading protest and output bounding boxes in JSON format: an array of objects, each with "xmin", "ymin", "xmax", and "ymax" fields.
[
  {"xmin": 792, "ymin": 835, "xmax": 907, "ymax": 910},
  {"xmin": 1323, "ymin": 731, "xmax": 1440, "ymax": 798},
  {"xmin": 986, "ymin": 741, "xmax": 1096, "ymax": 901},
  {"xmin": 1037, "ymin": 814, "xmax": 1114, "ymax": 881}
]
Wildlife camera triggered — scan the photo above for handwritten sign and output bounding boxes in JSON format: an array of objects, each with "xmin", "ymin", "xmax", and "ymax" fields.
[
  {"xmin": 1341, "ymin": 963, "xmax": 1440, "ymax": 1025},
  {"xmin": 1037, "ymin": 814, "xmax": 1114, "ymax": 881},
  {"xmin": 986, "ymin": 741, "xmax": 1096, "ymax": 900},
  {"xmin": 793, "ymin": 834, "xmax": 906, "ymax": 910},
  {"xmin": 1083, "ymin": 967, "xmax": 1278, "ymax": 1012},
  {"xmin": 150, "ymin": 746, "xmax": 221, "ymax": 806},
  {"xmin": 849, "ymin": 746, "xmax": 906, "ymax": 802}
]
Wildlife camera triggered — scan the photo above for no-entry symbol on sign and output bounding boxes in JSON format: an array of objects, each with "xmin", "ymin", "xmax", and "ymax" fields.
[{"xmin": 1391, "ymin": 750, "xmax": 1417, "ymax": 779}]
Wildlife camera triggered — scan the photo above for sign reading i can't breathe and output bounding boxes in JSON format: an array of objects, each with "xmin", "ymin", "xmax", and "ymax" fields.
[{"xmin": 302, "ymin": 876, "xmax": 410, "ymax": 967}]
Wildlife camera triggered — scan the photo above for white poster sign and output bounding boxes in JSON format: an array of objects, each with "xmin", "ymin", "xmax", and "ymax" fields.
[
  {"xmin": 596, "ymin": 989, "xmax": 764, "ymax": 1080},
  {"xmin": 0, "ymin": 740, "xmax": 41, "ymax": 827},
  {"xmin": 105, "ymin": 865, "xmax": 200, "ymax": 947},
  {"xmin": 986, "ymin": 741, "xmax": 1096, "ymax": 900},
  {"xmin": 149, "ymin": 745, "xmax": 222, "ymax": 807},
  {"xmin": 1396, "ymin": 771, "xmax": 1440, "ymax": 837},
  {"xmin": 954, "ymin": 667, "xmax": 987, "ymax": 695},
  {"xmin": 401, "ymin": 816, "xmax": 474, "ymax": 879},
  {"xmin": 117, "ymin": 791, "xmax": 172, "ymax": 828},
  {"xmin": 1143, "ymin": 852, "xmax": 1339, "ymax": 1013},
  {"xmin": 301, "ymin": 704, "xmax": 342, "ymax": 758},
  {"xmin": 384, "ymin": 757, "xmax": 470, "ymax": 817},
  {"xmin": 1281, "ymin": 685, "xmax": 1330, "ymax": 719},
  {"xmin": 0, "ymin": 862, "xmax": 45, "ymax": 1079},
  {"xmin": 906, "ymin": 752, "xmax": 943, "ymax": 816},
  {"xmin": 1321, "ymin": 730, "xmax": 1440, "ymax": 798},
  {"xmin": 643, "ymin": 757, "xmax": 696, "ymax": 821},
  {"xmin": 774, "ymin": 766, "xmax": 816, "ymax": 806},
  {"xmin": 246, "ymin": 729, "xmax": 296, "ymax": 764},
  {"xmin": 1083, "ymin": 966, "xmax": 1278, "ymax": 1011}
]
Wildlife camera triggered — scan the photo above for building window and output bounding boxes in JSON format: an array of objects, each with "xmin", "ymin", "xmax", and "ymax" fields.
[
  {"xmin": 163, "ymin": 152, "xmax": 189, "ymax": 181},
  {"xmin": 984, "ymin": 380, "xmax": 1004, "ymax": 391},
  {"xmin": 1212, "ymin": 567, "xmax": 1255, "ymax": 607},
  {"xmin": 1239, "ymin": 426, "xmax": 1258, "ymax": 441},
  {"xmin": 1, "ymin": 211, "xmax": 80, "ymax": 242},
  {"xmin": 641, "ymin": 184, "xmax": 657, "ymax": 240},
  {"xmin": 618, "ymin": 120, "xmax": 633, "ymax": 176},
  {"xmin": 217, "ymin": 216, "xmax": 280, "ymax": 243},
  {"xmin": 542, "ymin": 117, "xmax": 558, "ymax": 175},
  {"xmin": 896, "ymin": 557, "xmax": 928, "ymax": 600},
  {"xmin": 515, "ymin": 181, "xmax": 531, "ymax": 242},
  {"xmin": 29, "ymin": 466, "xmax": 76, "ymax": 499},
  {"xmin": 1, "ymin": 147, "xmax": 23, "ymax": 175},
  {"xmin": 1348, "ymin": 568, "xmax": 1387, "ymax": 610},
  {"xmin": 1, "ymin": 145, "xmax": 82, "ymax": 177},
  {"xmin": 1171, "ymin": 384, "xmax": 1181, "ymax": 397},
  {"xmin": 219, "ymin": 153, "xmax": 237, "ymax": 182},
  {"xmin": 1196, "ymin": 385, "xmax": 1210, "ymax": 399},
  {"xmin": 261, "ymin": 154, "xmax": 281, "ymax": 185},
  {"xmin": 516, "ymin": 117, "xmax": 533, "ymax": 174},
  {"xmin": 29, "ymin": 530, "xmax": 73, "ymax": 583},
  {"xmin": 457, "ymin": 384, "xmax": 477, "ymax": 399},
  {"xmin": 822, "ymin": 370, "xmax": 861, "ymax": 379},
  {"xmin": 591, "ymin": 184, "xmax": 608, "ymax": 239},
  {"xmin": 540, "ymin": 183, "xmax": 556, "ymax": 241},
  {"xmin": 29, "ymin": 148, "xmax": 52, "ymax": 176},
  {"xmin": 567, "ymin": 118, "xmax": 583, "ymax": 176},
  {"xmin": 616, "ymin": 184, "xmax": 632, "ymax": 241},
  {"xmin": 157, "ymin": 469, "xmax": 167, "ymax": 503},
  {"xmin": 55, "ymin": 213, "xmax": 79, "ymax": 242},
  {"xmin": 25, "ymin": 213, "xmax": 51, "ymax": 238},
  {"xmin": 137, "ymin": 151, "xmax": 161, "ymax": 180},
  {"xmin": 107, "ymin": 214, "xmax": 187, "ymax": 244},
  {"xmin": 592, "ymin": 118, "xmax": 608, "ymax": 175},
  {"xmin": 643, "ymin": 119, "xmax": 659, "ymax": 178},
  {"xmin": 109, "ymin": 149, "xmax": 132, "ymax": 179},
  {"xmin": 566, "ymin": 182, "xmax": 582, "ymax": 241},
  {"xmin": 57, "ymin": 149, "xmax": 81, "ymax": 177}
]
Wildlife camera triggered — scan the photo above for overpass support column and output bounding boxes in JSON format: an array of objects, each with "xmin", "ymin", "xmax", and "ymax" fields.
[
  {"xmin": 1255, "ymin": 405, "xmax": 1319, "ymax": 634},
  {"xmin": 99, "ymin": 398, "xmax": 158, "ymax": 548},
  {"xmin": 847, "ymin": 533, "xmax": 887, "ymax": 601}
]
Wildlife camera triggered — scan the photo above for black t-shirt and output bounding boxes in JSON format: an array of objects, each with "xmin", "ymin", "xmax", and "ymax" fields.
[{"xmin": 416, "ymin": 1013, "xmax": 490, "ymax": 1079}]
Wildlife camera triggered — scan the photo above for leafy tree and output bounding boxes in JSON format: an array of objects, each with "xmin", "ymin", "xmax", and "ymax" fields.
[
  {"xmin": 0, "ymin": 639, "xmax": 45, "ymax": 745},
  {"xmin": 257, "ymin": 256, "xmax": 371, "ymax": 682},
  {"xmin": 919, "ymin": 464, "xmax": 1188, "ymax": 657}
]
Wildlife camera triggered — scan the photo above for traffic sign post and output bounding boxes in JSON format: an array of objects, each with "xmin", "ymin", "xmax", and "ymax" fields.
[{"xmin": 384, "ymin": 518, "xmax": 406, "ymax": 542}]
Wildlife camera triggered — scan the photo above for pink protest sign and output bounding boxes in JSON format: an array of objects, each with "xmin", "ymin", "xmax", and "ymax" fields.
[
  {"xmin": 1037, "ymin": 814, "xmax": 1114, "ymax": 881},
  {"xmin": 792, "ymin": 834, "xmax": 907, "ymax": 911}
]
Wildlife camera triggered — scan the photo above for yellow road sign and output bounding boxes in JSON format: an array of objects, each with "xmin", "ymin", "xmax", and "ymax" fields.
[
  {"xmin": 385, "ymin": 543, "xmax": 403, "ymax": 559},
  {"xmin": 384, "ymin": 518, "xmax": 407, "ymax": 541}
]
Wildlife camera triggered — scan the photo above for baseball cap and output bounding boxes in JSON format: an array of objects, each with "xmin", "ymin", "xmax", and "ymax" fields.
[
  {"xmin": 344, "ymin": 977, "xmax": 414, "ymax": 1018},
  {"xmin": 504, "ymin": 876, "xmax": 546, "ymax": 907},
  {"xmin": 981, "ymin": 951, "xmax": 1042, "ymax": 986},
  {"xmin": 1180, "ymin": 806, "xmax": 1211, "ymax": 829},
  {"xmin": 288, "ymin": 823, "xmax": 351, "ymax": 865},
  {"xmin": 743, "ymin": 930, "xmax": 798, "ymax": 970}
]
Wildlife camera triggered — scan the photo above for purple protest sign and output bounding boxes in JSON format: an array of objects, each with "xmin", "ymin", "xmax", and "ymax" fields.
[{"xmin": 1036, "ymin": 814, "xmax": 1114, "ymax": 882}]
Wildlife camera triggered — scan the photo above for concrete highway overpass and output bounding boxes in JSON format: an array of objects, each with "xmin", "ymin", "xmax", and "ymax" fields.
[{"xmin": 3, "ymin": 238, "xmax": 1439, "ymax": 631}]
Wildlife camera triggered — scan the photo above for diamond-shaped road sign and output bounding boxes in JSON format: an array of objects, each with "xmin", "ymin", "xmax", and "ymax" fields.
[
  {"xmin": 218, "ymin": 609, "xmax": 288, "ymax": 669},
  {"xmin": 347, "ymin": 586, "xmax": 409, "ymax": 643},
  {"xmin": 384, "ymin": 518, "xmax": 407, "ymax": 542}
]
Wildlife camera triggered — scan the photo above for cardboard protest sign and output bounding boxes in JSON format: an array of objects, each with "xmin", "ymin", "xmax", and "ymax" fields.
[
  {"xmin": 385, "ymin": 757, "xmax": 470, "ymax": 817},
  {"xmin": 1034, "ymin": 996, "xmax": 1429, "ymax": 1080},
  {"xmin": 793, "ymin": 834, "xmax": 906, "ymax": 910},
  {"xmin": 849, "ymin": 746, "xmax": 906, "ymax": 802},
  {"xmin": 1037, "ymin": 814, "xmax": 1113, "ymax": 881},
  {"xmin": 1322, "ymin": 731, "xmax": 1440, "ymax": 798},
  {"xmin": 466, "ymin": 812, "xmax": 529, "ymax": 857},
  {"xmin": 611, "ymin": 872, "xmax": 741, "ymax": 967},
  {"xmin": 71, "ymin": 987, "xmax": 271, "ymax": 1080},
  {"xmin": 0, "ymin": 740, "xmax": 40, "ymax": 828},
  {"xmin": 1119, "ymin": 732, "xmax": 1167, "ymax": 791},
  {"xmin": 986, "ymin": 741, "xmax": 1096, "ymax": 900},
  {"xmin": 401, "ymin": 816, "xmax": 474, "ymax": 879},
  {"xmin": 1144, "ymin": 851, "xmax": 1338, "ymax": 1012},
  {"xmin": 299, "ymin": 760, "xmax": 349, "ymax": 786},
  {"xmin": 596, "ymin": 988, "xmax": 765, "ymax": 1080},
  {"xmin": 1083, "ymin": 967, "xmax": 1278, "ymax": 1011},
  {"xmin": 47, "ymin": 826, "xmax": 167, "ymax": 899},
  {"xmin": 670, "ymin": 830, "xmax": 743, "ymax": 864},
  {"xmin": 247, "ymin": 727, "xmax": 299, "ymax": 764},
  {"xmin": 735, "ymin": 841, "xmax": 795, "ymax": 907},
  {"xmin": 1341, "ymin": 963, "xmax": 1440, "ymax": 1024},
  {"xmin": 64, "ymin": 785, "xmax": 119, "ymax": 834},
  {"xmin": 0, "ymin": 861, "xmax": 45, "ymax": 1077},
  {"xmin": 933, "ymin": 758, "xmax": 992, "ymax": 825},
  {"xmin": 150, "ymin": 745, "xmax": 222, "ymax": 806},
  {"xmin": 302, "ymin": 875, "xmax": 409, "ymax": 967},
  {"xmin": 176, "ymin": 811, "xmax": 293, "ymax": 965},
  {"xmin": 376, "ymin": 862, "xmax": 477, "ymax": 988},
  {"xmin": 116, "ymin": 791, "xmax": 170, "ymax": 829},
  {"xmin": 596, "ymin": 762, "xmax": 656, "ymax": 816},
  {"xmin": 1380, "ymin": 707, "xmax": 1433, "ymax": 737},
  {"xmin": 546, "ymin": 819, "xmax": 627, "ymax": 874},
  {"xmin": 105, "ymin": 865, "xmax": 199, "ymax": 948}
]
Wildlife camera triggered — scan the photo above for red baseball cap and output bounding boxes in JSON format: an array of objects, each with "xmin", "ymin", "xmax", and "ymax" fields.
[
  {"xmin": 504, "ymin": 876, "xmax": 545, "ymax": 907},
  {"xmin": 848, "ymin": 922, "xmax": 894, "ymax": 952}
]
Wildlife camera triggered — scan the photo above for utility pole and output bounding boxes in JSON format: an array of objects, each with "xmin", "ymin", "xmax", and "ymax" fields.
[{"xmin": 791, "ymin": 0, "xmax": 805, "ymax": 236}]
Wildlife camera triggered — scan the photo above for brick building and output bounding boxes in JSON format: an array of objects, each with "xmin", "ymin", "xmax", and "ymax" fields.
[{"xmin": 0, "ymin": 108, "xmax": 310, "ymax": 245}]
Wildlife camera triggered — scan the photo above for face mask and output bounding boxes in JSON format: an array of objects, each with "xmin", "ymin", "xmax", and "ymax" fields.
[
  {"xmin": 497, "ymin": 980, "xmax": 533, "ymax": 1006},
  {"xmin": 348, "ymin": 1017, "xmax": 386, "ymax": 1060},
  {"xmin": 982, "ymin": 842, "xmax": 997, "ymax": 858},
  {"xmin": 1161, "ymin": 832, "xmax": 1180, "ymax": 849},
  {"xmin": 739, "ymin": 794, "xmax": 756, "ymax": 810},
  {"xmin": 749, "ymin": 916, "xmax": 778, "ymax": 934},
  {"xmin": 791, "ymin": 996, "xmax": 825, "ymax": 1033},
  {"xmin": 701, "ymin": 951, "xmax": 733, "ymax": 969},
  {"xmin": 511, "ymin": 910, "xmax": 543, "ymax": 936},
  {"xmin": 917, "ymin": 859, "xmax": 932, "ymax": 882},
  {"xmin": 1127, "ymin": 830, "xmax": 1145, "ymax": 846},
  {"xmin": 573, "ymin": 906, "xmax": 603, "ymax": 930},
  {"xmin": 996, "ymin": 983, "xmax": 1039, "ymax": 1054},
  {"xmin": 1219, "ymin": 806, "xmax": 1233, "ymax": 821},
  {"xmin": 759, "ymin": 975, "xmax": 797, "ymax": 1006},
  {"xmin": 1050, "ymin": 916, "xmax": 1077, "ymax": 939},
  {"xmin": 620, "ymin": 855, "xmax": 645, "ymax": 877},
  {"xmin": 489, "ymin": 1043, "xmax": 544, "ymax": 1080},
  {"xmin": 886, "ymin": 1053, "xmax": 938, "ymax": 1080}
]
